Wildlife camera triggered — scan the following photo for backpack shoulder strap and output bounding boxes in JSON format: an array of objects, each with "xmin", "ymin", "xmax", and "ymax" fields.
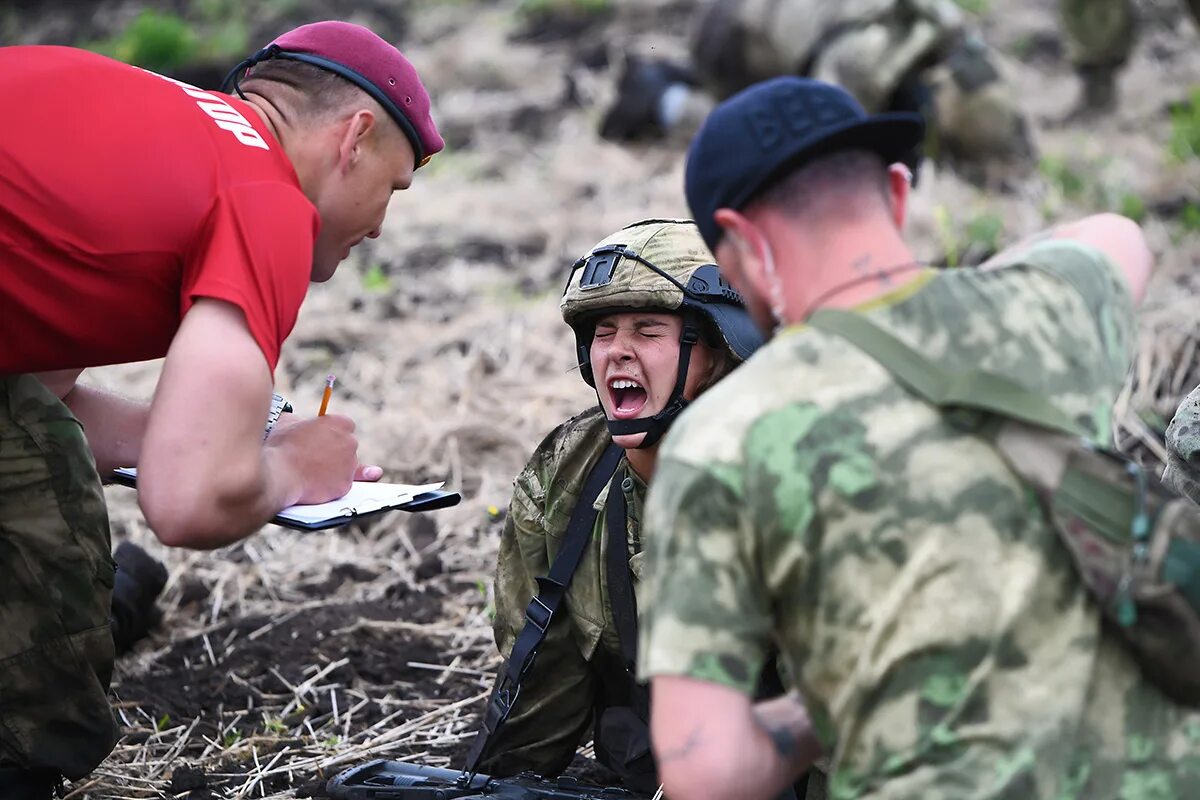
[
  {"xmin": 465, "ymin": 443, "xmax": 625, "ymax": 773},
  {"xmin": 807, "ymin": 308, "xmax": 1087, "ymax": 438},
  {"xmin": 604, "ymin": 469, "xmax": 647, "ymax": 719}
]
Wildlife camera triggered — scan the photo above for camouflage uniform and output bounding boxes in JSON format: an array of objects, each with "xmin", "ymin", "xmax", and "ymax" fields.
[
  {"xmin": 480, "ymin": 220, "xmax": 813, "ymax": 793},
  {"xmin": 1060, "ymin": 0, "xmax": 1137, "ymax": 73},
  {"xmin": 482, "ymin": 219, "xmax": 726, "ymax": 784},
  {"xmin": 687, "ymin": 0, "xmax": 1030, "ymax": 162},
  {"xmin": 1060, "ymin": 0, "xmax": 1199, "ymax": 108},
  {"xmin": 1165, "ymin": 384, "xmax": 1200, "ymax": 506},
  {"xmin": 486, "ymin": 409, "xmax": 827, "ymax": 799},
  {"xmin": 483, "ymin": 407, "xmax": 652, "ymax": 780},
  {"xmin": 1061, "ymin": 0, "xmax": 1200, "ymax": 70},
  {"xmin": 0, "ymin": 375, "xmax": 119, "ymax": 783},
  {"xmin": 640, "ymin": 240, "xmax": 1200, "ymax": 798}
]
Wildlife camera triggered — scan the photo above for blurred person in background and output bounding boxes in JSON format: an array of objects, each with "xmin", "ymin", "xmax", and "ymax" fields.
[
  {"xmin": 632, "ymin": 76, "xmax": 1196, "ymax": 800},
  {"xmin": 600, "ymin": 0, "xmax": 1033, "ymax": 179},
  {"xmin": 467, "ymin": 220, "xmax": 830, "ymax": 796},
  {"xmin": 0, "ymin": 21, "xmax": 442, "ymax": 797},
  {"xmin": 1061, "ymin": 0, "xmax": 1200, "ymax": 115}
]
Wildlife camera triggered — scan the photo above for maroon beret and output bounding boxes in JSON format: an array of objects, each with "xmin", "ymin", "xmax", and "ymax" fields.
[{"xmin": 226, "ymin": 21, "xmax": 443, "ymax": 167}]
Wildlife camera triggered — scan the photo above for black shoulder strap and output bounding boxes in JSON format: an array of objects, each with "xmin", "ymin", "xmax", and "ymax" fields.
[
  {"xmin": 605, "ymin": 470, "xmax": 640, "ymax": 674},
  {"xmin": 465, "ymin": 443, "xmax": 624, "ymax": 773}
]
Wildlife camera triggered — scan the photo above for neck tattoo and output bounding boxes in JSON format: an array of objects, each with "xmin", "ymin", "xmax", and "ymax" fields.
[{"xmin": 798, "ymin": 261, "xmax": 928, "ymax": 321}]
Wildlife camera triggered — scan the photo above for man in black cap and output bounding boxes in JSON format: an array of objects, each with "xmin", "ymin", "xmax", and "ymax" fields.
[{"xmin": 629, "ymin": 76, "xmax": 1199, "ymax": 800}]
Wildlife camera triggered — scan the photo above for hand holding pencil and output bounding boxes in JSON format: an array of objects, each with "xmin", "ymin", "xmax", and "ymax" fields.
[
  {"xmin": 318, "ymin": 374, "xmax": 335, "ymax": 416},
  {"xmin": 260, "ymin": 374, "xmax": 384, "ymax": 506}
]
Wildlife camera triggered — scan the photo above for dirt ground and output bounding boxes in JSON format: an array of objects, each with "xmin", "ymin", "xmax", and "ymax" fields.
[{"xmin": 4, "ymin": 0, "xmax": 1200, "ymax": 797}]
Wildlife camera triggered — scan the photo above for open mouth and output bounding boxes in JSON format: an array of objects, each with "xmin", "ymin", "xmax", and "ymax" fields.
[{"xmin": 608, "ymin": 378, "xmax": 648, "ymax": 420}]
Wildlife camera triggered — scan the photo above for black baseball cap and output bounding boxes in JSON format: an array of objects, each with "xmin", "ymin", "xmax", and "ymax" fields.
[{"xmin": 684, "ymin": 76, "xmax": 925, "ymax": 251}]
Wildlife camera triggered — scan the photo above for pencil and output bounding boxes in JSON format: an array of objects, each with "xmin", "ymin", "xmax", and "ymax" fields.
[{"xmin": 318, "ymin": 374, "xmax": 336, "ymax": 416}]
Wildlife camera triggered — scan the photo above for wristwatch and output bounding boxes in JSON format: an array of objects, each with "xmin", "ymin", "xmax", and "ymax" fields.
[{"xmin": 263, "ymin": 392, "xmax": 293, "ymax": 439}]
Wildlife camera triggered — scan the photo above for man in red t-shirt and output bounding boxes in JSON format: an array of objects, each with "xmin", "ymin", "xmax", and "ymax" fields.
[{"xmin": 0, "ymin": 21, "xmax": 443, "ymax": 795}]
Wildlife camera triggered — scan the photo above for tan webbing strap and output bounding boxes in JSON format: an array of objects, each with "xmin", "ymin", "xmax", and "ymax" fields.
[{"xmin": 807, "ymin": 308, "xmax": 1088, "ymax": 438}]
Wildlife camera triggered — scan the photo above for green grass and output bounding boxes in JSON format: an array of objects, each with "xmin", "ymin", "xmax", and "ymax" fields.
[
  {"xmin": 1119, "ymin": 192, "xmax": 1147, "ymax": 223},
  {"xmin": 1009, "ymin": 34, "xmax": 1037, "ymax": 59},
  {"xmin": 1169, "ymin": 87, "xmax": 1200, "ymax": 162},
  {"xmin": 88, "ymin": 5, "xmax": 250, "ymax": 70},
  {"xmin": 362, "ymin": 263, "xmax": 392, "ymax": 293},
  {"xmin": 92, "ymin": 10, "xmax": 197, "ymax": 71},
  {"xmin": 1036, "ymin": 151, "xmax": 1152, "ymax": 229},
  {"xmin": 476, "ymin": 578, "xmax": 496, "ymax": 621},
  {"xmin": 517, "ymin": 0, "xmax": 611, "ymax": 18},
  {"xmin": 263, "ymin": 717, "xmax": 288, "ymax": 735},
  {"xmin": 964, "ymin": 212, "xmax": 1004, "ymax": 257},
  {"xmin": 934, "ymin": 206, "xmax": 1005, "ymax": 267},
  {"xmin": 951, "ymin": 0, "xmax": 991, "ymax": 14},
  {"xmin": 1182, "ymin": 202, "xmax": 1200, "ymax": 233},
  {"xmin": 1038, "ymin": 156, "xmax": 1088, "ymax": 203}
]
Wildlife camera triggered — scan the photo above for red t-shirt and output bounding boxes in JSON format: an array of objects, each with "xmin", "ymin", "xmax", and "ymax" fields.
[{"xmin": 0, "ymin": 46, "xmax": 318, "ymax": 374}]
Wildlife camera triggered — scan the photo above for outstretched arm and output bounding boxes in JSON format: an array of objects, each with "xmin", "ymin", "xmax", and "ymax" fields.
[
  {"xmin": 137, "ymin": 298, "xmax": 359, "ymax": 548},
  {"xmin": 984, "ymin": 213, "xmax": 1153, "ymax": 302},
  {"xmin": 34, "ymin": 369, "xmax": 150, "ymax": 475},
  {"xmin": 651, "ymin": 676, "xmax": 821, "ymax": 800}
]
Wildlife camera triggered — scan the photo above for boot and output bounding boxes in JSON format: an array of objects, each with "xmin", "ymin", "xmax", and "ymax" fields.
[
  {"xmin": 1071, "ymin": 65, "xmax": 1118, "ymax": 118},
  {"xmin": 110, "ymin": 542, "xmax": 168, "ymax": 654},
  {"xmin": 599, "ymin": 57, "xmax": 693, "ymax": 141},
  {"xmin": 0, "ymin": 767, "xmax": 61, "ymax": 800}
]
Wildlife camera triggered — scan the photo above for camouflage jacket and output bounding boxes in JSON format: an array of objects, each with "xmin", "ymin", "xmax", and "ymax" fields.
[
  {"xmin": 482, "ymin": 407, "xmax": 649, "ymax": 778},
  {"xmin": 640, "ymin": 240, "xmax": 1200, "ymax": 799},
  {"xmin": 1165, "ymin": 385, "xmax": 1200, "ymax": 505},
  {"xmin": 692, "ymin": 0, "xmax": 965, "ymax": 109}
]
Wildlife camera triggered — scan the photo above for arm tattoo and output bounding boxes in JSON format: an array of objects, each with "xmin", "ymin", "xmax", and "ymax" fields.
[
  {"xmin": 656, "ymin": 725, "xmax": 704, "ymax": 766},
  {"xmin": 752, "ymin": 706, "xmax": 801, "ymax": 760}
]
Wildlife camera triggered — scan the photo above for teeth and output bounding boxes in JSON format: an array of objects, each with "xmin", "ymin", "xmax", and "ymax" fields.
[{"xmin": 610, "ymin": 379, "xmax": 642, "ymax": 390}]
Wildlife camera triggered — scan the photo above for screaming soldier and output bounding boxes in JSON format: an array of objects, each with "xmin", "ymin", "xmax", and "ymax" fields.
[
  {"xmin": 633, "ymin": 76, "xmax": 1200, "ymax": 800},
  {"xmin": 0, "ymin": 21, "xmax": 441, "ymax": 797},
  {"xmin": 470, "ymin": 220, "xmax": 787, "ymax": 794}
]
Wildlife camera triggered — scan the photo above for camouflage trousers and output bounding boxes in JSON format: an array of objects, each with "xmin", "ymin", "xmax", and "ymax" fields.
[
  {"xmin": 1061, "ymin": 0, "xmax": 1136, "ymax": 70},
  {"xmin": 684, "ymin": 0, "xmax": 1030, "ymax": 162},
  {"xmin": 0, "ymin": 374, "xmax": 118, "ymax": 780},
  {"xmin": 1062, "ymin": 0, "xmax": 1200, "ymax": 70}
]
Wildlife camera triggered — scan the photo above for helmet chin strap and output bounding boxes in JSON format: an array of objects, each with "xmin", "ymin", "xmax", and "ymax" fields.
[{"xmin": 603, "ymin": 323, "xmax": 699, "ymax": 450}]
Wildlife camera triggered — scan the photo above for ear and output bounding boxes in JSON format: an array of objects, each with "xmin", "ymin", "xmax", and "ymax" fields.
[
  {"xmin": 336, "ymin": 109, "xmax": 379, "ymax": 172},
  {"xmin": 886, "ymin": 162, "xmax": 911, "ymax": 229},
  {"xmin": 712, "ymin": 208, "xmax": 771, "ymax": 297}
]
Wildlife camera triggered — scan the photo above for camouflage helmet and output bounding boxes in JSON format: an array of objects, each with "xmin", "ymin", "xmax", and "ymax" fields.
[{"xmin": 560, "ymin": 218, "xmax": 762, "ymax": 389}]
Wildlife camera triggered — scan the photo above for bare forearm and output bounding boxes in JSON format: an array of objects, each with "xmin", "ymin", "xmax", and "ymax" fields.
[
  {"xmin": 135, "ymin": 299, "xmax": 358, "ymax": 549},
  {"xmin": 654, "ymin": 685, "xmax": 820, "ymax": 800},
  {"xmin": 59, "ymin": 383, "xmax": 150, "ymax": 474},
  {"xmin": 749, "ymin": 692, "xmax": 822, "ymax": 781},
  {"xmin": 140, "ymin": 425, "xmax": 300, "ymax": 549},
  {"xmin": 983, "ymin": 213, "xmax": 1152, "ymax": 302}
]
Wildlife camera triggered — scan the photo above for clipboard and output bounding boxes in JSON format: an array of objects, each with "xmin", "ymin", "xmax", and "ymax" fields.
[{"xmin": 108, "ymin": 469, "xmax": 461, "ymax": 532}]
